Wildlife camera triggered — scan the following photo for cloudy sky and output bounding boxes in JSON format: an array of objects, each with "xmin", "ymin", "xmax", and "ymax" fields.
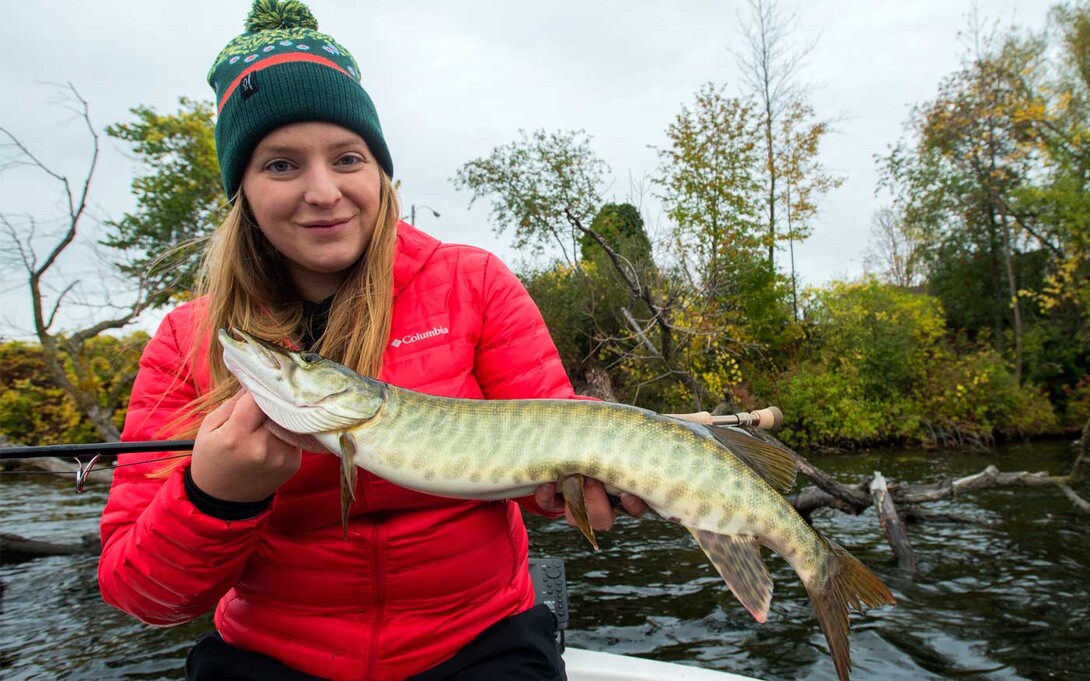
[{"xmin": 1, "ymin": 0, "xmax": 1052, "ymax": 339}]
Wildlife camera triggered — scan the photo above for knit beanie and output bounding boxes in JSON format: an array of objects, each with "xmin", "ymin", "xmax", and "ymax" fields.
[{"xmin": 207, "ymin": 0, "xmax": 393, "ymax": 200}]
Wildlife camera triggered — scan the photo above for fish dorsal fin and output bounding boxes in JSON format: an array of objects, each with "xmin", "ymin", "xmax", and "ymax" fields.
[
  {"xmin": 705, "ymin": 426, "xmax": 797, "ymax": 493},
  {"xmin": 688, "ymin": 528, "xmax": 773, "ymax": 623}
]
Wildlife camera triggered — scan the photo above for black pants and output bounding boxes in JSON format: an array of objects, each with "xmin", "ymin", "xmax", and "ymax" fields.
[{"xmin": 185, "ymin": 604, "xmax": 566, "ymax": 681}]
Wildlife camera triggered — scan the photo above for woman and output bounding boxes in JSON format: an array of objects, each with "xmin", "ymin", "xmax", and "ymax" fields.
[{"xmin": 97, "ymin": 2, "xmax": 645, "ymax": 680}]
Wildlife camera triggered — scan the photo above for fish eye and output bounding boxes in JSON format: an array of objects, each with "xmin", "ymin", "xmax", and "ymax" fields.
[{"xmin": 300, "ymin": 352, "xmax": 322, "ymax": 364}]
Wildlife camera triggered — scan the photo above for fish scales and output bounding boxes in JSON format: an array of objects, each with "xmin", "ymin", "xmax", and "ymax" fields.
[{"xmin": 219, "ymin": 329, "xmax": 895, "ymax": 681}]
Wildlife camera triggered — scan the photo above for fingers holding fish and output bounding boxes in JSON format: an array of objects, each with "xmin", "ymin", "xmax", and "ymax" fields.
[
  {"xmin": 189, "ymin": 390, "xmax": 303, "ymax": 503},
  {"xmin": 533, "ymin": 477, "xmax": 650, "ymax": 539}
]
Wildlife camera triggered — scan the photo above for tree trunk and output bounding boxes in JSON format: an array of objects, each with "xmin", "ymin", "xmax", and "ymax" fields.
[{"xmin": 1000, "ymin": 211, "xmax": 1024, "ymax": 384}]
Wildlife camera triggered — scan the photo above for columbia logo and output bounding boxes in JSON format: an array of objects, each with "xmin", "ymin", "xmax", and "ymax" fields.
[{"xmin": 390, "ymin": 326, "xmax": 450, "ymax": 348}]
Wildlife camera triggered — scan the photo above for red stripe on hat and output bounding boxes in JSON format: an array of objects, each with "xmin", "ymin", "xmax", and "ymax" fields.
[{"xmin": 217, "ymin": 52, "xmax": 354, "ymax": 112}]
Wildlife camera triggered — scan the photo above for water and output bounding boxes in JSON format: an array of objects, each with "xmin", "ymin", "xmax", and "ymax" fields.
[{"xmin": 2, "ymin": 441, "xmax": 1087, "ymax": 680}]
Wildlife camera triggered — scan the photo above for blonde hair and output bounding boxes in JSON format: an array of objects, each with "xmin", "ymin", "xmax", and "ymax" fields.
[{"xmin": 189, "ymin": 170, "xmax": 399, "ymax": 416}]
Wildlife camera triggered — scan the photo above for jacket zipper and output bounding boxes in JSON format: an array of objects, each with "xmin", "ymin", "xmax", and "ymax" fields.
[{"xmin": 363, "ymin": 484, "xmax": 386, "ymax": 680}]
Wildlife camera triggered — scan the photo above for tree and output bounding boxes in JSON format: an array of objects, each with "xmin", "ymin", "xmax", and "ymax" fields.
[
  {"xmin": 452, "ymin": 129, "xmax": 606, "ymax": 265},
  {"xmin": 0, "ymin": 335, "xmax": 146, "ymax": 446},
  {"xmin": 735, "ymin": 0, "xmax": 807, "ymax": 266},
  {"xmin": 863, "ymin": 207, "xmax": 925, "ymax": 288},
  {"xmin": 734, "ymin": 0, "xmax": 842, "ymax": 316},
  {"xmin": 654, "ymin": 83, "xmax": 764, "ymax": 294},
  {"xmin": 881, "ymin": 17, "xmax": 1054, "ymax": 385},
  {"xmin": 103, "ymin": 98, "xmax": 225, "ymax": 307},
  {"xmin": 0, "ymin": 87, "xmax": 221, "ymax": 440},
  {"xmin": 457, "ymin": 129, "xmax": 726, "ymax": 409}
]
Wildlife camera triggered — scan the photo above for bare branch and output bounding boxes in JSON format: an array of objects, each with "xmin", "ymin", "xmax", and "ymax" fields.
[
  {"xmin": 44, "ymin": 279, "xmax": 80, "ymax": 330},
  {"xmin": 34, "ymin": 85, "xmax": 99, "ymax": 289}
]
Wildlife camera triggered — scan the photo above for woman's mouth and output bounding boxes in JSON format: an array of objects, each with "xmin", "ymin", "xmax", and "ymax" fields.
[{"xmin": 300, "ymin": 218, "xmax": 352, "ymax": 229}]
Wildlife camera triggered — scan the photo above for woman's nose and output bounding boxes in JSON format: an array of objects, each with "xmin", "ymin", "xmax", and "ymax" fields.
[{"xmin": 303, "ymin": 167, "xmax": 342, "ymax": 206}]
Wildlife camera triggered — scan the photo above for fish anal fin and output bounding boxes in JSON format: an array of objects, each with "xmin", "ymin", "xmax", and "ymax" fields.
[
  {"xmin": 338, "ymin": 432, "xmax": 358, "ymax": 540},
  {"xmin": 706, "ymin": 427, "xmax": 797, "ymax": 493},
  {"xmin": 561, "ymin": 474, "xmax": 599, "ymax": 551},
  {"xmin": 689, "ymin": 528, "xmax": 773, "ymax": 623}
]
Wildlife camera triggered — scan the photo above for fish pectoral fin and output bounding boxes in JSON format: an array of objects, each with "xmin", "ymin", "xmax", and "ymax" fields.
[
  {"xmin": 689, "ymin": 528, "xmax": 773, "ymax": 623},
  {"xmin": 560, "ymin": 474, "xmax": 599, "ymax": 551},
  {"xmin": 705, "ymin": 427, "xmax": 797, "ymax": 493},
  {"xmin": 338, "ymin": 432, "xmax": 358, "ymax": 540}
]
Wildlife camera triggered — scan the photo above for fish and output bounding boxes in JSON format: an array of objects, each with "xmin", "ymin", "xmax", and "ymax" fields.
[{"xmin": 218, "ymin": 328, "xmax": 895, "ymax": 681}]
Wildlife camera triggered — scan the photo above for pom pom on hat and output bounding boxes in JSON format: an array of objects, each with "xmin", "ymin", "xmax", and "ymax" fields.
[
  {"xmin": 208, "ymin": 0, "xmax": 393, "ymax": 199},
  {"xmin": 245, "ymin": 0, "xmax": 318, "ymax": 32}
]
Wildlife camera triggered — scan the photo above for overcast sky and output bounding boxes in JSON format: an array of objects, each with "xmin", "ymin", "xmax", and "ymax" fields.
[{"xmin": 0, "ymin": 0, "xmax": 1052, "ymax": 340}]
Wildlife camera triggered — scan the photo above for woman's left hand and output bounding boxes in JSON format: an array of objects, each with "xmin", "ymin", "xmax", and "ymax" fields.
[{"xmin": 534, "ymin": 477, "xmax": 649, "ymax": 531}]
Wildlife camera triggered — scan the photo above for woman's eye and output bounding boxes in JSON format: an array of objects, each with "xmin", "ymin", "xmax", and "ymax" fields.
[
  {"xmin": 336, "ymin": 154, "xmax": 365, "ymax": 167},
  {"xmin": 265, "ymin": 159, "xmax": 294, "ymax": 173}
]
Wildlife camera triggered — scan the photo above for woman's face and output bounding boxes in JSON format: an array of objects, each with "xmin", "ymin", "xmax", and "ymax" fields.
[{"xmin": 242, "ymin": 121, "xmax": 383, "ymax": 302}]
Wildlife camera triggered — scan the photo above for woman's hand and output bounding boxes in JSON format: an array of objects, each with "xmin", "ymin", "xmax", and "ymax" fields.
[
  {"xmin": 189, "ymin": 390, "xmax": 302, "ymax": 502},
  {"xmin": 534, "ymin": 477, "xmax": 649, "ymax": 532}
]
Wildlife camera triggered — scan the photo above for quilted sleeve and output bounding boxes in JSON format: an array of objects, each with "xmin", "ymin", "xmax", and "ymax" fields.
[
  {"xmin": 473, "ymin": 253, "xmax": 576, "ymax": 402},
  {"xmin": 97, "ymin": 308, "xmax": 271, "ymax": 626}
]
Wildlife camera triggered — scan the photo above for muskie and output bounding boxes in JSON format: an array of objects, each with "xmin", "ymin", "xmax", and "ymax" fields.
[{"xmin": 219, "ymin": 328, "xmax": 895, "ymax": 681}]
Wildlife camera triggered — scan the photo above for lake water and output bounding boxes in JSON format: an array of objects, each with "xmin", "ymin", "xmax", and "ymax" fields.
[{"xmin": 1, "ymin": 440, "xmax": 1087, "ymax": 680}]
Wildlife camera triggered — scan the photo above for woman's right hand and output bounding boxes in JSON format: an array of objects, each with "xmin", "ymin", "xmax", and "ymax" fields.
[{"xmin": 188, "ymin": 390, "xmax": 302, "ymax": 502}]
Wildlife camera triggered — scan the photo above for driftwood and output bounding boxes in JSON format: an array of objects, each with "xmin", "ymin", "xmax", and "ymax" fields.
[
  {"xmin": 0, "ymin": 532, "xmax": 101, "ymax": 563},
  {"xmin": 869, "ymin": 472, "xmax": 917, "ymax": 572},
  {"xmin": 783, "ymin": 423, "xmax": 1090, "ymax": 573}
]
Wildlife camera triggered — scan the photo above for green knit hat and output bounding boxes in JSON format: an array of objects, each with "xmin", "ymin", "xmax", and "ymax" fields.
[{"xmin": 207, "ymin": 0, "xmax": 393, "ymax": 199}]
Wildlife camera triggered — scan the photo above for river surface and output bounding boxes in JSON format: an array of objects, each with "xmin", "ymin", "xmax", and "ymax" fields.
[{"xmin": 1, "ymin": 440, "xmax": 1087, "ymax": 680}]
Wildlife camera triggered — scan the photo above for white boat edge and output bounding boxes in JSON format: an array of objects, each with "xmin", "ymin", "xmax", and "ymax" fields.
[{"xmin": 563, "ymin": 647, "xmax": 760, "ymax": 681}]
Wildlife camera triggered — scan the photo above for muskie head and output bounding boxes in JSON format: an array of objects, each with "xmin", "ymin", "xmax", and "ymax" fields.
[{"xmin": 218, "ymin": 328, "xmax": 385, "ymax": 437}]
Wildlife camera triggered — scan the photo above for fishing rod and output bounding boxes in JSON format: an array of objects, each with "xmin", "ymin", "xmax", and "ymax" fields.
[
  {"xmin": 0, "ymin": 440, "xmax": 195, "ymax": 460},
  {"xmin": 1, "ymin": 440, "xmax": 195, "ymax": 493},
  {"xmin": 0, "ymin": 406, "xmax": 784, "ymax": 492},
  {"xmin": 667, "ymin": 406, "xmax": 783, "ymax": 431}
]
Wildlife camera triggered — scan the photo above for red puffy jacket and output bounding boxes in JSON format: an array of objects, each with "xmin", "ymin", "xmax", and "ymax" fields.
[{"xmin": 99, "ymin": 223, "xmax": 576, "ymax": 681}]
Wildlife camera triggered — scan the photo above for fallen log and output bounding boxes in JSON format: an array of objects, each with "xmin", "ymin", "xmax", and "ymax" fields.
[{"xmin": 0, "ymin": 532, "xmax": 101, "ymax": 564}]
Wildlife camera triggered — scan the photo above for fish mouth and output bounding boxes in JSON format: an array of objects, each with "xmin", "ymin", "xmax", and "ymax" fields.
[{"xmin": 225, "ymin": 328, "xmax": 284, "ymax": 360}]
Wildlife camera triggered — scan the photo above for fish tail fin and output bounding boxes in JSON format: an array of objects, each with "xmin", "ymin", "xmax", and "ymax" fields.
[{"xmin": 805, "ymin": 540, "xmax": 896, "ymax": 681}]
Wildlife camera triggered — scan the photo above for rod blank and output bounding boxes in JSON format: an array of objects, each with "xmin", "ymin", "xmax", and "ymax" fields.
[{"xmin": 0, "ymin": 440, "xmax": 195, "ymax": 461}]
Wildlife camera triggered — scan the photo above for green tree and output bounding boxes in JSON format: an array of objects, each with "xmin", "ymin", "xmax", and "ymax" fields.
[
  {"xmin": 881, "ymin": 4, "xmax": 1089, "ymax": 414},
  {"xmin": 520, "ymin": 203, "xmax": 653, "ymax": 399},
  {"xmin": 774, "ymin": 278, "xmax": 1058, "ymax": 448},
  {"xmin": 103, "ymin": 98, "xmax": 224, "ymax": 307},
  {"xmin": 883, "ymin": 19, "xmax": 1048, "ymax": 385},
  {"xmin": 0, "ymin": 334, "xmax": 146, "ymax": 446},
  {"xmin": 456, "ymin": 131, "xmax": 723, "ymax": 408},
  {"xmin": 655, "ymin": 83, "xmax": 763, "ymax": 294},
  {"xmin": 653, "ymin": 83, "xmax": 798, "ymax": 401},
  {"xmin": 453, "ymin": 129, "xmax": 606, "ymax": 264},
  {"xmin": 734, "ymin": 0, "xmax": 842, "ymax": 314}
]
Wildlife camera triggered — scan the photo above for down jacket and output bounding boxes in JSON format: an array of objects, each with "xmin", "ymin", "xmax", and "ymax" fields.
[{"xmin": 98, "ymin": 222, "xmax": 576, "ymax": 681}]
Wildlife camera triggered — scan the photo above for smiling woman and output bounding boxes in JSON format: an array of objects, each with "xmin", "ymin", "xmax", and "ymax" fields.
[
  {"xmin": 93, "ymin": 1, "xmax": 646, "ymax": 680},
  {"xmin": 242, "ymin": 122, "xmax": 385, "ymax": 301}
]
